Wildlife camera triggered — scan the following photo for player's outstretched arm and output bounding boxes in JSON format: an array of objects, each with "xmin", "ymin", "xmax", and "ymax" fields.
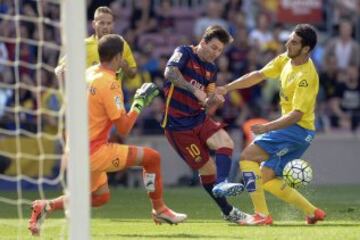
[
  {"xmin": 217, "ymin": 71, "xmax": 266, "ymax": 95},
  {"xmin": 114, "ymin": 83, "xmax": 159, "ymax": 137},
  {"xmin": 251, "ymin": 110, "xmax": 303, "ymax": 134},
  {"xmin": 164, "ymin": 66, "xmax": 207, "ymax": 104}
]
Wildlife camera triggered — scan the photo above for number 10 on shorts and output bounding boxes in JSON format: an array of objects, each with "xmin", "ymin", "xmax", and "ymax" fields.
[{"xmin": 186, "ymin": 144, "xmax": 201, "ymax": 162}]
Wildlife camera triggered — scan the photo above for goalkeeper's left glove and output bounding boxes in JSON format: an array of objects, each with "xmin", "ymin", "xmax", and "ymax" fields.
[{"xmin": 130, "ymin": 83, "xmax": 160, "ymax": 114}]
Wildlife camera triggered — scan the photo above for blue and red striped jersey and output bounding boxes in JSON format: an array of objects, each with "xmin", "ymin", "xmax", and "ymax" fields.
[{"xmin": 161, "ymin": 45, "xmax": 217, "ymax": 131}]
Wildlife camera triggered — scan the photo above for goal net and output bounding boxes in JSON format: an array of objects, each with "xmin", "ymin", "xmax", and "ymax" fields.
[{"xmin": 0, "ymin": 0, "xmax": 89, "ymax": 239}]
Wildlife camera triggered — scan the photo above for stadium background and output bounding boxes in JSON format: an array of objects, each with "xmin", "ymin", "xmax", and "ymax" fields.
[{"xmin": 0, "ymin": 0, "xmax": 359, "ymax": 189}]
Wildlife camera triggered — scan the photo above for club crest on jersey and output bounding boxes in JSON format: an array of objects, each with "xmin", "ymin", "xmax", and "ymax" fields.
[
  {"xmin": 170, "ymin": 51, "xmax": 182, "ymax": 63},
  {"xmin": 298, "ymin": 79, "xmax": 308, "ymax": 87},
  {"xmin": 114, "ymin": 96, "xmax": 124, "ymax": 110}
]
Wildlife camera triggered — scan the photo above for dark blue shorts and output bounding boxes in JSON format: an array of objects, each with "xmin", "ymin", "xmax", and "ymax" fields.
[{"xmin": 254, "ymin": 124, "xmax": 315, "ymax": 176}]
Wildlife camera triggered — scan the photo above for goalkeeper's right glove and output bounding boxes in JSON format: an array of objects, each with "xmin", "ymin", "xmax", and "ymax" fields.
[{"xmin": 130, "ymin": 83, "xmax": 160, "ymax": 114}]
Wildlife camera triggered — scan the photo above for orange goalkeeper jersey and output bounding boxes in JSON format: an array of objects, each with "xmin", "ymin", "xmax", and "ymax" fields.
[{"xmin": 87, "ymin": 65, "xmax": 125, "ymax": 154}]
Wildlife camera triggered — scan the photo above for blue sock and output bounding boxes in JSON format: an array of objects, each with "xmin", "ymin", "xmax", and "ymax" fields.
[{"xmin": 215, "ymin": 148, "xmax": 233, "ymax": 183}]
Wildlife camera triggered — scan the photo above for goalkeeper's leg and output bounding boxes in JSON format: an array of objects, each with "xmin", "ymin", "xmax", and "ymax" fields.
[
  {"xmin": 125, "ymin": 146, "xmax": 187, "ymax": 224},
  {"xmin": 28, "ymin": 184, "xmax": 111, "ymax": 236},
  {"xmin": 28, "ymin": 195, "xmax": 66, "ymax": 236}
]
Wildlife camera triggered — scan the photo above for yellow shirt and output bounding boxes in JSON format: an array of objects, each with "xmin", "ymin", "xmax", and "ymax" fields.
[
  {"xmin": 85, "ymin": 35, "xmax": 137, "ymax": 78},
  {"xmin": 59, "ymin": 35, "xmax": 137, "ymax": 81},
  {"xmin": 260, "ymin": 53, "xmax": 319, "ymax": 130}
]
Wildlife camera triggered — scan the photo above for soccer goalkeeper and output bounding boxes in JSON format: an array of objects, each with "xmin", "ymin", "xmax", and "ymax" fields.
[{"xmin": 28, "ymin": 34, "xmax": 187, "ymax": 236}]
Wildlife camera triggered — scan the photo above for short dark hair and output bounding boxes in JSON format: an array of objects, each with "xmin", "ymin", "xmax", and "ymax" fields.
[
  {"xmin": 98, "ymin": 34, "xmax": 124, "ymax": 62},
  {"xmin": 202, "ymin": 25, "xmax": 232, "ymax": 45},
  {"xmin": 294, "ymin": 24, "xmax": 317, "ymax": 51}
]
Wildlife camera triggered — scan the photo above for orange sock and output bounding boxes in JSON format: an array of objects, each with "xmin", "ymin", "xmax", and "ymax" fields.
[
  {"xmin": 49, "ymin": 193, "xmax": 110, "ymax": 211},
  {"xmin": 49, "ymin": 196, "xmax": 65, "ymax": 211},
  {"xmin": 141, "ymin": 147, "xmax": 166, "ymax": 212},
  {"xmin": 125, "ymin": 146, "xmax": 138, "ymax": 168}
]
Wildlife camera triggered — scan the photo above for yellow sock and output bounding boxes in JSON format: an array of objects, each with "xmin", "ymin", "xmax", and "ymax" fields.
[
  {"xmin": 241, "ymin": 160, "xmax": 269, "ymax": 216},
  {"xmin": 263, "ymin": 178, "xmax": 316, "ymax": 215}
]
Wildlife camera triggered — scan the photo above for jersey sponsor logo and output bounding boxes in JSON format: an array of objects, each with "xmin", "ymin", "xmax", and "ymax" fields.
[
  {"xmin": 298, "ymin": 79, "xmax": 308, "ymax": 87},
  {"xmin": 114, "ymin": 96, "xmax": 124, "ymax": 110},
  {"xmin": 190, "ymin": 79, "xmax": 205, "ymax": 91},
  {"xmin": 89, "ymin": 87, "xmax": 96, "ymax": 95},
  {"xmin": 170, "ymin": 51, "xmax": 182, "ymax": 63}
]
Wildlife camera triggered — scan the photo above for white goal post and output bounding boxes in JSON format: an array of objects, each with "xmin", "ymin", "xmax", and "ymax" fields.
[
  {"xmin": 0, "ymin": 0, "xmax": 90, "ymax": 238},
  {"xmin": 62, "ymin": 0, "xmax": 90, "ymax": 239}
]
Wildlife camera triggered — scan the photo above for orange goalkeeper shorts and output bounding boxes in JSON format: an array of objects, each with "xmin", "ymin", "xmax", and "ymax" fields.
[{"xmin": 90, "ymin": 143, "xmax": 129, "ymax": 192}]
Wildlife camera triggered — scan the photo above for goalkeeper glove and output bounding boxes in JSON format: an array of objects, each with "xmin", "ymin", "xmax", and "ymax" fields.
[{"xmin": 130, "ymin": 83, "xmax": 160, "ymax": 114}]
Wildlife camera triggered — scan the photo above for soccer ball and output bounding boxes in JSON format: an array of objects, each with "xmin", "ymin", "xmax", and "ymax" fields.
[{"xmin": 283, "ymin": 159, "xmax": 313, "ymax": 188}]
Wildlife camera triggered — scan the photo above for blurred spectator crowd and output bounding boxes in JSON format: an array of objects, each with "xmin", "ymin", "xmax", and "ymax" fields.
[{"xmin": 0, "ymin": 0, "xmax": 360, "ymax": 137}]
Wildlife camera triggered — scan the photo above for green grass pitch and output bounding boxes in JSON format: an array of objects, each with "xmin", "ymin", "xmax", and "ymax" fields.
[{"xmin": 0, "ymin": 185, "xmax": 359, "ymax": 239}]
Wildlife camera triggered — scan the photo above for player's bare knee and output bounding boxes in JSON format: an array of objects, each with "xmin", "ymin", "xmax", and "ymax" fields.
[
  {"xmin": 240, "ymin": 148, "xmax": 261, "ymax": 162},
  {"xmin": 216, "ymin": 133, "xmax": 233, "ymax": 149},
  {"xmin": 199, "ymin": 158, "xmax": 216, "ymax": 176},
  {"xmin": 240, "ymin": 151, "xmax": 252, "ymax": 161},
  {"xmin": 223, "ymin": 136, "xmax": 234, "ymax": 149}
]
